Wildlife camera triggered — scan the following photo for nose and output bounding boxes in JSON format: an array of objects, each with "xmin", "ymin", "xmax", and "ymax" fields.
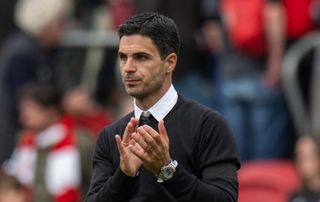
[{"xmin": 122, "ymin": 58, "xmax": 137, "ymax": 73}]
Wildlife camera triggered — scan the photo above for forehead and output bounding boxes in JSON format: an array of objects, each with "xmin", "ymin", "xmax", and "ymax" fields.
[
  {"xmin": 19, "ymin": 98, "xmax": 41, "ymax": 107},
  {"xmin": 118, "ymin": 35, "xmax": 160, "ymax": 56}
]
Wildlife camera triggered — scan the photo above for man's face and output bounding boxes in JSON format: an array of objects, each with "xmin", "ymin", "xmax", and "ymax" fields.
[{"xmin": 118, "ymin": 35, "xmax": 171, "ymax": 100}]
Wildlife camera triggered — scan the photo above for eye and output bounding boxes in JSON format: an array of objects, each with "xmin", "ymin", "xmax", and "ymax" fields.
[
  {"xmin": 118, "ymin": 53, "xmax": 127, "ymax": 62},
  {"xmin": 136, "ymin": 54, "xmax": 148, "ymax": 61}
]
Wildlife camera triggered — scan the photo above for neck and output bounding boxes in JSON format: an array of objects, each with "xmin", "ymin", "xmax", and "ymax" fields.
[
  {"xmin": 135, "ymin": 82, "xmax": 171, "ymax": 110},
  {"xmin": 35, "ymin": 114, "xmax": 61, "ymax": 133},
  {"xmin": 305, "ymin": 175, "xmax": 320, "ymax": 192}
]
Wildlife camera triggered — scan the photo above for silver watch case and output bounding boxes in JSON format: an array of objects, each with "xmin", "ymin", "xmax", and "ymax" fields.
[{"xmin": 157, "ymin": 160, "xmax": 178, "ymax": 183}]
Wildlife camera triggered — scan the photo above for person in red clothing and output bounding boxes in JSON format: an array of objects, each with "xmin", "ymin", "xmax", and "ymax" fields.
[
  {"xmin": 4, "ymin": 83, "xmax": 93, "ymax": 202},
  {"xmin": 0, "ymin": 0, "xmax": 73, "ymax": 165},
  {"xmin": 63, "ymin": 86, "xmax": 113, "ymax": 139}
]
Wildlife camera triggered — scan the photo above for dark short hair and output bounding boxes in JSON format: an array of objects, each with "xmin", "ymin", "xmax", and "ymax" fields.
[
  {"xmin": 118, "ymin": 12, "xmax": 180, "ymax": 60},
  {"xmin": 18, "ymin": 82, "xmax": 62, "ymax": 110}
]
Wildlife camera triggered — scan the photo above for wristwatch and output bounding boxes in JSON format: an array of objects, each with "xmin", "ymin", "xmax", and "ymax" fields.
[{"xmin": 157, "ymin": 160, "xmax": 178, "ymax": 183}]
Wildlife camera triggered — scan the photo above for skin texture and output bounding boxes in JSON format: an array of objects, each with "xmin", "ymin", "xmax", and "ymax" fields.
[
  {"xmin": 19, "ymin": 98, "xmax": 60, "ymax": 132},
  {"xmin": 0, "ymin": 189, "xmax": 27, "ymax": 202},
  {"xmin": 263, "ymin": 1, "xmax": 286, "ymax": 89},
  {"xmin": 115, "ymin": 118, "xmax": 142, "ymax": 177},
  {"xmin": 115, "ymin": 34, "xmax": 176, "ymax": 177},
  {"xmin": 295, "ymin": 136, "xmax": 320, "ymax": 191}
]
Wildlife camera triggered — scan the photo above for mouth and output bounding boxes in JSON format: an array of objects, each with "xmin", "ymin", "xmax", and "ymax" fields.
[{"xmin": 125, "ymin": 79, "xmax": 141, "ymax": 85}]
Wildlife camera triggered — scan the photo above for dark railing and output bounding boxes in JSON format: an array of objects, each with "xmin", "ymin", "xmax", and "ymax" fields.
[{"xmin": 282, "ymin": 31, "xmax": 320, "ymax": 136}]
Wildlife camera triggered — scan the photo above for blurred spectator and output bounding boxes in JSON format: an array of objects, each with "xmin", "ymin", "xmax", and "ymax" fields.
[
  {"xmin": 283, "ymin": 0, "xmax": 319, "ymax": 43},
  {"xmin": 0, "ymin": 172, "xmax": 29, "ymax": 202},
  {"xmin": 62, "ymin": 86, "xmax": 113, "ymax": 138},
  {"xmin": 199, "ymin": 0, "xmax": 224, "ymax": 109},
  {"xmin": 4, "ymin": 83, "xmax": 93, "ymax": 202},
  {"xmin": 202, "ymin": 0, "xmax": 291, "ymax": 161},
  {"xmin": 0, "ymin": 0, "xmax": 73, "ymax": 164},
  {"xmin": 289, "ymin": 135, "xmax": 320, "ymax": 202},
  {"xmin": 311, "ymin": 0, "xmax": 320, "ymax": 27}
]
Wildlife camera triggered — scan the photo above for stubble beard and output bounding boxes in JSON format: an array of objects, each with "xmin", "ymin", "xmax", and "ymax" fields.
[{"xmin": 125, "ymin": 76, "xmax": 165, "ymax": 102}]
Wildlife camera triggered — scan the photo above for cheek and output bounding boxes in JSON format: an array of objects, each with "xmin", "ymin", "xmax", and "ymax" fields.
[
  {"xmin": 119, "ymin": 65, "xmax": 128, "ymax": 79},
  {"xmin": 146, "ymin": 63, "xmax": 166, "ymax": 77},
  {"xmin": 21, "ymin": 109, "xmax": 47, "ymax": 128},
  {"xmin": 297, "ymin": 153, "xmax": 320, "ymax": 177}
]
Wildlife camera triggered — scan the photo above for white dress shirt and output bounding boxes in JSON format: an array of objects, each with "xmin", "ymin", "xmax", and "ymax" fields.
[{"xmin": 134, "ymin": 85, "xmax": 178, "ymax": 121}]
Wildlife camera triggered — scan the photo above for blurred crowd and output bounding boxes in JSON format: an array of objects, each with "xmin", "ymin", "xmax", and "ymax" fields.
[{"xmin": 0, "ymin": 0, "xmax": 319, "ymax": 201}]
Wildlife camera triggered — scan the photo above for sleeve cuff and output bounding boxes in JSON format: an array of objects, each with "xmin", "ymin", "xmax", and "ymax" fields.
[{"xmin": 110, "ymin": 167, "xmax": 139, "ymax": 193}]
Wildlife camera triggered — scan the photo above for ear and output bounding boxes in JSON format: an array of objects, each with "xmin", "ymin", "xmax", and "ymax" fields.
[{"xmin": 164, "ymin": 53, "xmax": 177, "ymax": 73}]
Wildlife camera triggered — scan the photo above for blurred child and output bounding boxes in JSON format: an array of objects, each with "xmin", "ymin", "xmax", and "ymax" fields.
[
  {"xmin": 0, "ymin": 0, "xmax": 73, "ymax": 165},
  {"xmin": 4, "ymin": 83, "xmax": 93, "ymax": 202}
]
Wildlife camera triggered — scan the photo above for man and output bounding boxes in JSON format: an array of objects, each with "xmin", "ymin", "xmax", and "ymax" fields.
[
  {"xmin": 85, "ymin": 12, "xmax": 240, "ymax": 202},
  {"xmin": 201, "ymin": 0, "xmax": 290, "ymax": 161}
]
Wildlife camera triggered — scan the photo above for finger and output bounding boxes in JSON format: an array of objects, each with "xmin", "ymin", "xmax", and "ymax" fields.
[
  {"xmin": 158, "ymin": 120, "xmax": 169, "ymax": 143},
  {"xmin": 140, "ymin": 125, "xmax": 159, "ymax": 138},
  {"xmin": 136, "ymin": 126, "xmax": 163, "ymax": 155},
  {"xmin": 136, "ymin": 126, "xmax": 154, "ymax": 143},
  {"xmin": 132, "ymin": 132, "xmax": 149, "ymax": 151},
  {"xmin": 131, "ymin": 117, "xmax": 139, "ymax": 128},
  {"xmin": 140, "ymin": 125, "xmax": 164, "ymax": 147},
  {"xmin": 158, "ymin": 121, "xmax": 171, "ymax": 165},
  {"xmin": 129, "ymin": 141, "xmax": 149, "ymax": 161},
  {"xmin": 123, "ymin": 118, "xmax": 136, "ymax": 142},
  {"xmin": 115, "ymin": 134, "xmax": 125, "ymax": 155}
]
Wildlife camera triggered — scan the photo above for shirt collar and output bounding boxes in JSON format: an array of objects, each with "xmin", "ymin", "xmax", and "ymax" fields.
[{"xmin": 134, "ymin": 85, "xmax": 178, "ymax": 121}]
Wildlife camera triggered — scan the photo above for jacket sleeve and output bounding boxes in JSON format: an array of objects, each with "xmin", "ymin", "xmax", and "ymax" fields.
[
  {"xmin": 163, "ymin": 111, "xmax": 241, "ymax": 202},
  {"xmin": 84, "ymin": 129, "xmax": 139, "ymax": 202}
]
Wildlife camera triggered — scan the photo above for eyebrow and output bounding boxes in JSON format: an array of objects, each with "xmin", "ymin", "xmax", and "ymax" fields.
[
  {"xmin": 134, "ymin": 52, "xmax": 151, "ymax": 56},
  {"xmin": 118, "ymin": 51, "xmax": 151, "ymax": 57},
  {"xmin": 118, "ymin": 51, "xmax": 125, "ymax": 56}
]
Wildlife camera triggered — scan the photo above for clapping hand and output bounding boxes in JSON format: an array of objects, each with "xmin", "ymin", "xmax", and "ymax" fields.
[
  {"xmin": 129, "ymin": 120, "xmax": 171, "ymax": 176},
  {"xmin": 115, "ymin": 117, "xmax": 142, "ymax": 177}
]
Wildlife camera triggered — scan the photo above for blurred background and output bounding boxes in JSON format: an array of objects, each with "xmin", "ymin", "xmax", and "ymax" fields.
[{"xmin": 0, "ymin": 0, "xmax": 319, "ymax": 201}]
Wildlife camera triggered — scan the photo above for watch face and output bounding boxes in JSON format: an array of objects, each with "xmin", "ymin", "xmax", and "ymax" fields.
[
  {"xmin": 163, "ymin": 167, "xmax": 174, "ymax": 178},
  {"xmin": 157, "ymin": 160, "xmax": 178, "ymax": 183}
]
